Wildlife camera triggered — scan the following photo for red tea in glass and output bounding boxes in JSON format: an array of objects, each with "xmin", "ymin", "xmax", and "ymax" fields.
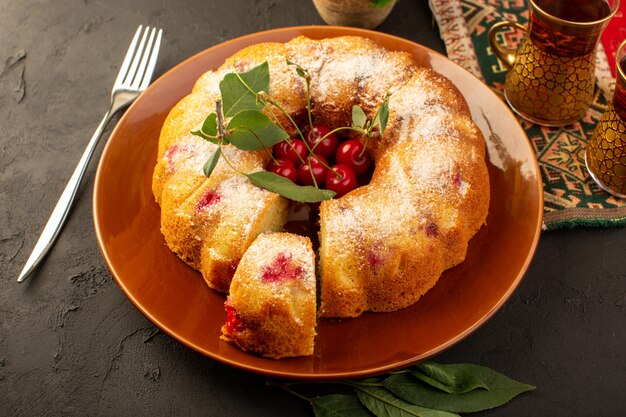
[{"xmin": 489, "ymin": 0, "xmax": 619, "ymax": 126}]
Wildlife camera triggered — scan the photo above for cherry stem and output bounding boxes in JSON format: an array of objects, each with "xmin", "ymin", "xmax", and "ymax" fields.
[
  {"xmin": 235, "ymin": 71, "xmax": 326, "ymax": 168},
  {"xmin": 262, "ymin": 96, "xmax": 323, "ymax": 166},
  {"xmin": 219, "ymin": 146, "xmax": 244, "ymax": 176},
  {"xmin": 214, "ymin": 100, "xmax": 245, "ymax": 176},
  {"xmin": 330, "ymin": 170, "xmax": 343, "ymax": 180},
  {"xmin": 232, "ymin": 74, "xmax": 308, "ymax": 166},
  {"xmin": 312, "ymin": 125, "xmax": 366, "ymax": 160},
  {"xmin": 287, "ymin": 142, "xmax": 306, "ymax": 165},
  {"xmin": 305, "ymin": 77, "xmax": 314, "ymax": 132},
  {"xmin": 307, "ymin": 158, "xmax": 319, "ymax": 188},
  {"xmin": 316, "ymin": 158, "xmax": 339, "ymax": 177},
  {"xmin": 305, "ymin": 149, "xmax": 338, "ymax": 177},
  {"xmin": 288, "ymin": 62, "xmax": 314, "ymax": 131},
  {"xmin": 358, "ymin": 135, "xmax": 369, "ymax": 159},
  {"xmin": 233, "ymin": 72, "xmax": 306, "ymax": 145},
  {"xmin": 233, "ymin": 72, "xmax": 304, "ymax": 144},
  {"xmin": 264, "ymin": 103, "xmax": 288, "ymax": 132},
  {"xmin": 264, "ymin": 145, "xmax": 279, "ymax": 164},
  {"xmin": 232, "ymin": 67, "xmax": 343, "ymax": 179},
  {"xmin": 267, "ymin": 381, "xmax": 314, "ymax": 405},
  {"xmin": 311, "ymin": 126, "xmax": 359, "ymax": 153},
  {"xmin": 260, "ymin": 95, "xmax": 306, "ymax": 141},
  {"xmin": 261, "ymin": 104, "xmax": 305, "ymax": 165},
  {"xmin": 216, "ymin": 100, "xmax": 225, "ymax": 138}
]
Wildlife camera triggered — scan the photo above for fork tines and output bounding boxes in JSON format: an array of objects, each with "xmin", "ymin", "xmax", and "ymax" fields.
[{"xmin": 114, "ymin": 25, "xmax": 163, "ymax": 91}]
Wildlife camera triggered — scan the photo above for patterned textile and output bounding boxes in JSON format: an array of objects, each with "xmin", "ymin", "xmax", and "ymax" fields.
[{"xmin": 429, "ymin": 0, "xmax": 626, "ymax": 229}]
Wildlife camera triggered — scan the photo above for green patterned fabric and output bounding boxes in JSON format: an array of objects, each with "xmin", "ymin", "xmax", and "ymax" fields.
[{"xmin": 430, "ymin": 0, "xmax": 626, "ymax": 229}]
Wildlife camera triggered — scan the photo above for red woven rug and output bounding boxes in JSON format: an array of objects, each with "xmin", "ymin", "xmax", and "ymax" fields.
[{"xmin": 429, "ymin": 0, "xmax": 626, "ymax": 229}]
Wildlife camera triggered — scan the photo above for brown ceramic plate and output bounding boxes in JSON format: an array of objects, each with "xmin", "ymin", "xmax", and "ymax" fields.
[{"xmin": 93, "ymin": 26, "xmax": 543, "ymax": 380}]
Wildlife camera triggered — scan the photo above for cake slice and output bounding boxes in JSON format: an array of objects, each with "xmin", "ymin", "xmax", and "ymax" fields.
[{"xmin": 220, "ymin": 233, "xmax": 317, "ymax": 359}]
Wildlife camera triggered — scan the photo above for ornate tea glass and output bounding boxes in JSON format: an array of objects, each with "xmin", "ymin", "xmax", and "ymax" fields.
[
  {"xmin": 489, "ymin": 0, "xmax": 619, "ymax": 126},
  {"xmin": 585, "ymin": 39, "xmax": 626, "ymax": 198}
]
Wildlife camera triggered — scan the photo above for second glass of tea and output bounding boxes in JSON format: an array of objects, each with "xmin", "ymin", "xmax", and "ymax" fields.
[
  {"xmin": 586, "ymin": 40, "xmax": 626, "ymax": 198},
  {"xmin": 489, "ymin": 0, "xmax": 620, "ymax": 126}
]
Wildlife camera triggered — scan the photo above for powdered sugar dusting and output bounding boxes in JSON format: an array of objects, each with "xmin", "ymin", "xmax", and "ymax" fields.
[
  {"xmin": 244, "ymin": 233, "xmax": 315, "ymax": 291},
  {"xmin": 233, "ymin": 233, "xmax": 316, "ymax": 324},
  {"xmin": 399, "ymin": 134, "xmax": 457, "ymax": 195},
  {"xmin": 315, "ymin": 51, "xmax": 385, "ymax": 101},
  {"xmin": 214, "ymin": 176, "xmax": 277, "ymax": 236},
  {"xmin": 328, "ymin": 183, "xmax": 418, "ymax": 244},
  {"xmin": 156, "ymin": 36, "xmax": 488, "ymax": 323},
  {"xmin": 388, "ymin": 70, "xmax": 434, "ymax": 118},
  {"xmin": 170, "ymin": 136, "xmax": 217, "ymax": 175}
]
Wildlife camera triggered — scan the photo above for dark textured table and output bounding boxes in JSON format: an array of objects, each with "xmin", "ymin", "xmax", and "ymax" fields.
[{"xmin": 1, "ymin": 0, "xmax": 625, "ymax": 416}]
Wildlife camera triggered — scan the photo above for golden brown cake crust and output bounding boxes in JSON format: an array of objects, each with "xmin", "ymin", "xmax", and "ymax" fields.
[
  {"xmin": 221, "ymin": 233, "xmax": 317, "ymax": 359},
  {"xmin": 152, "ymin": 35, "xmax": 490, "ymax": 323},
  {"xmin": 318, "ymin": 66, "xmax": 490, "ymax": 318}
]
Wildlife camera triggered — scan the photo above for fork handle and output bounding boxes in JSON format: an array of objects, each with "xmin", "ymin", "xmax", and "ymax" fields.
[{"xmin": 17, "ymin": 107, "xmax": 115, "ymax": 283}]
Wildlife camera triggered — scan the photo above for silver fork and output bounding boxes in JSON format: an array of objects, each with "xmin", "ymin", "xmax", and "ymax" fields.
[{"xmin": 17, "ymin": 25, "xmax": 163, "ymax": 283}]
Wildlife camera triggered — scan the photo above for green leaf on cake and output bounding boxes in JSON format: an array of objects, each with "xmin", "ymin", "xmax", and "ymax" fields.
[
  {"xmin": 379, "ymin": 99, "xmax": 389, "ymax": 134},
  {"xmin": 192, "ymin": 112, "xmax": 224, "ymax": 144},
  {"xmin": 226, "ymin": 110, "xmax": 289, "ymax": 151},
  {"xmin": 352, "ymin": 105, "xmax": 367, "ymax": 130},
  {"xmin": 247, "ymin": 171, "xmax": 336, "ymax": 203},
  {"xmin": 354, "ymin": 385, "xmax": 460, "ymax": 417},
  {"xmin": 311, "ymin": 394, "xmax": 373, "ymax": 417},
  {"xmin": 383, "ymin": 365, "xmax": 535, "ymax": 413},
  {"xmin": 372, "ymin": 98, "xmax": 389, "ymax": 135},
  {"xmin": 220, "ymin": 61, "xmax": 270, "ymax": 117},
  {"xmin": 203, "ymin": 147, "xmax": 221, "ymax": 178},
  {"xmin": 286, "ymin": 59, "xmax": 309, "ymax": 79}
]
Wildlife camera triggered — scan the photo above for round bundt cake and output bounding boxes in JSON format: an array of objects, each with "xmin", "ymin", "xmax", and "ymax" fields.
[{"xmin": 152, "ymin": 36, "xmax": 490, "ymax": 330}]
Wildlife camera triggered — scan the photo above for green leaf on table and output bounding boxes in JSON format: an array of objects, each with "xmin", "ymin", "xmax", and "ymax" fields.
[
  {"xmin": 410, "ymin": 361, "xmax": 489, "ymax": 394},
  {"xmin": 383, "ymin": 366, "xmax": 535, "ymax": 413},
  {"xmin": 370, "ymin": 0, "xmax": 394, "ymax": 8},
  {"xmin": 247, "ymin": 171, "xmax": 336, "ymax": 203},
  {"xmin": 311, "ymin": 394, "xmax": 374, "ymax": 417},
  {"xmin": 353, "ymin": 385, "xmax": 460, "ymax": 417},
  {"xmin": 220, "ymin": 61, "xmax": 269, "ymax": 117},
  {"xmin": 372, "ymin": 98, "xmax": 389, "ymax": 135},
  {"xmin": 352, "ymin": 105, "xmax": 367, "ymax": 130},
  {"xmin": 226, "ymin": 110, "xmax": 289, "ymax": 151},
  {"xmin": 203, "ymin": 147, "xmax": 221, "ymax": 178},
  {"xmin": 191, "ymin": 112, "xmax": 223, "ymax": 144}
]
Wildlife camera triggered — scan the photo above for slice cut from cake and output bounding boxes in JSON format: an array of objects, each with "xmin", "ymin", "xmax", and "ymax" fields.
[{"xmin": 220, "ymin": 232, "xmax": 317, "ymax": 359}]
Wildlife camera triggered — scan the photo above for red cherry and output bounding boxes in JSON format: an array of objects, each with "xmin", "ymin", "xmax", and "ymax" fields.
[
  {"xmin": 336, "ymin": 139, "xmax": 372, "ymax": 176},
  {"xmin": 297, "ymin": 154, "xmax": 328, "ymax": 186},
  {"xmin": 325, "ymin": 164, "xmax": 358, "ymax": 197},
  {"xmin": 266, "ymin": 158, "xmax": 298, "ymax": 183},
  {"xmin": 306, "ymin": 124, "xmax": 339, "ymax": 159},
  {"xmin": 274, "ymin": 139, "xmax": 307, "ymax": 166},
  {"xmin": 224, "ymin": 301, "xmax": 245, "ymax": 335}
]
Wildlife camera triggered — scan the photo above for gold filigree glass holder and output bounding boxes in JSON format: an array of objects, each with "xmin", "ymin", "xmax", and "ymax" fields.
[
  {"xmin": 489, "ymin": 0, "xmax": 620, "ymax": 126},
  {"xmin": 586, "ymin": 39, "xmax": 626, "ymax": 198}
]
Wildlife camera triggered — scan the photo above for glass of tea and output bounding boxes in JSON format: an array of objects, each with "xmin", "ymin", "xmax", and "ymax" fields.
[
  {"xmin": 488, "ymin": 0, "xmax": 620, "ymax": 126},
  {"xmin": 585, "ymin": 39, "xmax": 626, "ymax": 198}
]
